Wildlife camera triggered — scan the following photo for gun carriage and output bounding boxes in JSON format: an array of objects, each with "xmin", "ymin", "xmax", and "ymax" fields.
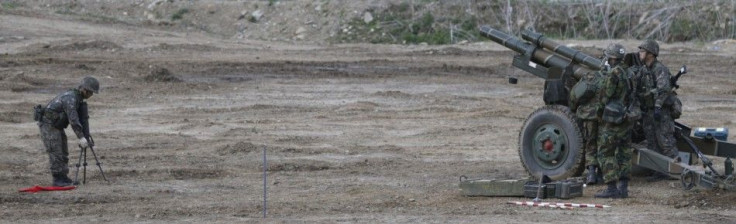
[{"xmin": 477, "ymin": 25, "xmax": 736, "ymax": 191}]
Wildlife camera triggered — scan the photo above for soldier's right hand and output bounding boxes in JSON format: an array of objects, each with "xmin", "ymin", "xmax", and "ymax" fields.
[{"xmin": 78, "ymin": 138, "xmax": 90, "ymax": 149}]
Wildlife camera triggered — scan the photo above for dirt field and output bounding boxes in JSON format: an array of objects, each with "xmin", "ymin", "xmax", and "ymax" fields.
[{"xmin": 2, "ymin": 9, "xmax": 736, "ymax": 224}]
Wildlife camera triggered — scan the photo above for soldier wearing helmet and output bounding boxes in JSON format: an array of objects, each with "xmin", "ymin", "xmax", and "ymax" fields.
[
  {"xmin": 38, "ymin": 76, "xmax": 99, "ymax": 186},
  {"xmin": 594, "ymin": 43, "xmax": 634, "ymax": 198},
  {"xmin": 637, "ymin": 39, "xmax": 679, "ymax": 182},
  {"xmin": 604, "ymin": 43, "xmax": 626, "ymax": 61}
]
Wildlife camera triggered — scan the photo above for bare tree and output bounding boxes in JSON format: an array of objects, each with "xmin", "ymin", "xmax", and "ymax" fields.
[{"xmin": 504, "ymin": 0, "xmax": 512, "ymax": 33}]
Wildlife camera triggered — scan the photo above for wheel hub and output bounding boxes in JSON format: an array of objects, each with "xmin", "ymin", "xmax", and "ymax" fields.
[
  {"xmin": 532, "ymin": 124, "xmax": 568, "ymax": 168},
  {"xmin": 543, "ymin": 139, "xmax": 554, "ymax": 152}
]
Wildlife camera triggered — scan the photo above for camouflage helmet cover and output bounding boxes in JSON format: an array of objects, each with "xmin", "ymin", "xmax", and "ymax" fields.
[
  {"xmin": 638, "ymin": 39, "xmax": 659, "ymax": 56},
  {"xmin": 79, "ymin": 76, "xmax": 99, "ymax": 93},
  {"xmin": 604, "ymin": 43, "xmax": 626, "ymax": 59}
]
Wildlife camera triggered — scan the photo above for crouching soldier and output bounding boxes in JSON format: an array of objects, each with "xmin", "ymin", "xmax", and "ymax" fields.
[{"xmin": 37, "ymin": 76, "xmax": 99, "ymax": 186}]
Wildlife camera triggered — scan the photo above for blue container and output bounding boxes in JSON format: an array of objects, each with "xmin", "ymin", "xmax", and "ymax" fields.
[{"xmin": 693, "ymin": 127, "xmax": 729, "ymax": 141}]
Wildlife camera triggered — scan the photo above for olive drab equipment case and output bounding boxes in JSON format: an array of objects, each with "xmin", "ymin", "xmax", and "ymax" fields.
[
  {"xmin": 459, "ymin": 177, "xmax": 583, "ymax": 199},
  {"xmin": 459, "ymin": 178, "xmax": 528, "ymax": 196},
  {"xmin": 570, "ymin": 73, "xmax": 601, "ymax": 107},
  {"xmin": 523, "ymin": 179, "xmax": 583, "ymax": 199}
]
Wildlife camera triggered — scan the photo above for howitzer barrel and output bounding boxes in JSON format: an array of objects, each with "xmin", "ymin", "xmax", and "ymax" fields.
[
  {"xmin": 479, "ymin": 26, "xmax": 592, "ymax": 79},
  {"xmin": 521, "ymin": 30, "xmax": 603, "ymax": 71},
  {"xmin": 479, "ymin": 26, "xmax": 528, "ymax": 54}
]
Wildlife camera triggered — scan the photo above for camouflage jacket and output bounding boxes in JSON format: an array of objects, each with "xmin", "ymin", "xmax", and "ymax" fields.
[
  {"xmin": 637, "ymin": 59, "xmax": 672, "ymax": 109},
  {"xmin": 599, "ymin": 64, "xmax": 630, "ymax": 119},
  {"xmin": 44, "ymin": 89, "xmax": 85, "ymax": 139}
]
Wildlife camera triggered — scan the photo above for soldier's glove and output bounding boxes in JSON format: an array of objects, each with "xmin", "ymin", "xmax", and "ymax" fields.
[
  {"xmin": 78, "ymin": 138, "xmax": 90, "ymax": 149},
  {"xmin": 654, "ymin": 106, "xmax": 662, "ymax": 121}
]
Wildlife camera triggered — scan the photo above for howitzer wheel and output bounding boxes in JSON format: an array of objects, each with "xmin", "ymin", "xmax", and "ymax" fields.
[{"xmin": 518, "ymin": 105, "xmax": 584, "ymax": 180}]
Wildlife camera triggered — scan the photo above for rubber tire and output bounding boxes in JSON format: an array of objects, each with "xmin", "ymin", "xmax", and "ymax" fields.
[{"xmin": 518, "ymin": 105, "xmax": 585, "ymax": 180}]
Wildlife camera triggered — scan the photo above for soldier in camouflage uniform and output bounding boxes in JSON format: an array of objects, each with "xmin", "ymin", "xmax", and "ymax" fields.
[
  {"xmin": 594, "ymin": 44, "xmax": 633, "ymax": 198},
  {"xmin": 636, "ymin": 39, "xmax": 679, "ymax": 182},
  {"xmin": 569, "ymin": 70, "xmax": 605, "ymax": 185},
  {"xmin": 38, "ymin": 76, "xmax": 99, "ymax": 186}
]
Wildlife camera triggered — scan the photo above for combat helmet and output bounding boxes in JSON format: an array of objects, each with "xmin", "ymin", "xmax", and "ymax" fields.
[
  {"xmin": 79, "ymin": 76, "xmax": 100, "ymax": 93},
  {"xmin": 604, "ymin": 43, "xmax": 626, "ymax": 59},
  {"xmin": 638, "ymin": 39, "xmax": 659, "ymax": 57}
]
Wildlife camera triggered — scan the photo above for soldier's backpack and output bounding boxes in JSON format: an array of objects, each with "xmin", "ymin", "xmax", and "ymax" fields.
[
  {"xmin": 666, "ymin": 92, "xmax": 683, "ymax": 119},
  {"xmin": 602, "ymin": 67, "xmax": 636, "ymax": 124},
  {"xmin": 570, "ymin": 72, "xmax": 603, "ymax": 109}
]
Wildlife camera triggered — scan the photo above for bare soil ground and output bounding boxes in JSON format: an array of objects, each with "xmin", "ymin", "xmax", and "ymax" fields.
[{"xmin": 2, "ymin": 10, "xmax": 736, "ymax": 224}]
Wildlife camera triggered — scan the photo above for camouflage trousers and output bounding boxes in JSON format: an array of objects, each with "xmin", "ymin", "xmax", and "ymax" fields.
[
  {"xmin": 597, "ymin": 123, "xmax": 633, "ymax": 183},
  {"xmin": 581, "ymin": 120, "xmax": 599, "ymax": 167},
  {"xmin": 39, "ymin": 122, "xmax": 69, "ymax": 175},
  {"xmin": 643, "ymin": 110, "xmax": 678, "ymax": 158}
]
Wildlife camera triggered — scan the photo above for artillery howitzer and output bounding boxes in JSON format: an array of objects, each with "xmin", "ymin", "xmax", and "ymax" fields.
[{"xmin": 472, "ymin": 26, "xmax": 736, "ymax": 191}]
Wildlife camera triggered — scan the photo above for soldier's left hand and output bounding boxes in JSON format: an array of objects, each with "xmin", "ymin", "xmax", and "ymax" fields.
[
  {"xmin": 654, "ymin": 106, "xmax": 662, "ymax": 121},
  {"xmin": 78, "ymin": 138, "xmax": 90, "ymax": 149}
]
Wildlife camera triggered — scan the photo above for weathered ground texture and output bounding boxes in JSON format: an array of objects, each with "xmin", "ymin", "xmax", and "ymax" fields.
[{"xmin": 2, "ymin": 6, "xmax": 736, "ymax": 224}]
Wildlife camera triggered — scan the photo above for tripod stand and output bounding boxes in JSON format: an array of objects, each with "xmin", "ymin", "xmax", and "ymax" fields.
[{"xmin": 73, "ymin": 140, "xmax": 109, "ymax": 185}]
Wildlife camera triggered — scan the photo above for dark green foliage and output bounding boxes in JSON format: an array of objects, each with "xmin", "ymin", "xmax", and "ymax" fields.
[
  {"xmin": 171, "ymin": 8, "xmax": 189, "ymax": 21},
  {"xmin": 1, "ymin": 2, "xmax": 20, "ymax": 9},
  {"xmin": 335, "ymin": 3, "xmax": 479, "ymax": 45}
]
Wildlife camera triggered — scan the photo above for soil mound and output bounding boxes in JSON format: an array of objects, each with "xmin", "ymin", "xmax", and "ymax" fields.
[
  {"xmin": 373, "ymin": 90, "xmax": 412, "ymax": 99},
  {"xmin": 4, "ymin": 72, "xmax": 44, "ymax": 85},
  {"xmin": 144, "ymin": 67, "xmax": 181, "ymax": 82},
  {"xmin": 0, "ymin": 72, "xmax": 49, "ymax": 92},
  {"xmin": 337, "ymin": 101, "xmax": 379, "ymax": 112},
  {"xmin": 217, "ymin": 141, "xmax": 258, "ymax": 155},
  {"xmin": 51, "ymin": 40, "xmax": 121, "ymax": 51}
]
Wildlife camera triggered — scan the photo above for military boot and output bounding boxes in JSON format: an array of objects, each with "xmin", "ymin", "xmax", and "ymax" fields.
[
  {"xmin": 52, "ymin": 174, "xmax": 73, "ymax": 187},
  {"xmin": 596, "ymin": 168, "xmax": 604, "ymax": 184},
  {"xmin": 594, "ymin": 181, "xmax": 620, "ymax": 198},
  {"xmin": 585, "ymin": 166, "xmax": 598, "ymax": 185},
  {"xmin": 618, "ymin": 178, "xmax": 629, "ymax": 198}
]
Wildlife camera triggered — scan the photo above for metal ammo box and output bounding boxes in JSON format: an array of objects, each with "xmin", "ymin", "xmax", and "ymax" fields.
[
  {"xmin": 523, "ymin": 179, "xmax": 583, "ymax": 199},
  {"xmin": 523, "ymin": 181, "xmax": 554, "ymax": 198},
  {"xmin": 550, "ymin": 179, "xmax": 583, "ymax": 199},
  {"xmin": 693, "ymin": 127, "xmax": 729, "ymax": 141}
]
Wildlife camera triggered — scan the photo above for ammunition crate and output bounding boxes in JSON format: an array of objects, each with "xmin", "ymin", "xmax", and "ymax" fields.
[
  {"xmin": 694, "ymin": 127, "xmax": 729, "ymax": 141},
  {"xmin": 523, "ymin": 179, "xmax": 583, "ymax": 199},
  {"xmin": 550, "ymin": 180, "xmax": 583, "ymax": 199},
  {"xmin": 459, "ymin": 178, "xmax": 529, "ymax": 197},
  {"xmin": 523, "ymin": 181, "xmax": 554, "ymax": 199}
]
